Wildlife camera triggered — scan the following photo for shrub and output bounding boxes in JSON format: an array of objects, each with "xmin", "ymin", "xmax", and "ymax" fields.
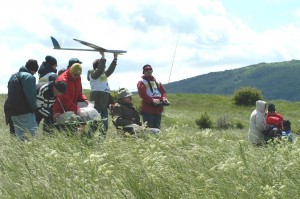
[
  {"xmin": 135, "ymin": 105, "xmax": 142, "ymax": 113},
  {"xmin": 110, "ymin": 90, "xmax": 118, "ymax": 103},
  {"xmin": 196, "ymin": 112, "xmax": 213, "ymax": 129},
  {"xmin": 235, "ymin": 121, "xmax": 245, "ymax": 129},
  {"xmin": 233, "ymin": 87, "xmax": 263, "ymax": 106},
  {"xmin": 216, "ymin": 116, "xmax": 234, "ymax": 129}
]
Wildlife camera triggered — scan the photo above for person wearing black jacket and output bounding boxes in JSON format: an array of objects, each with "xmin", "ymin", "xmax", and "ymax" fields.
[
  {"xmin": 111, "ymin": 88, "xmax": 160, "ymax": 134},
  {"xmin": 38, "ymin": 55, "xmax": 58, "ymax": 83},
  {"xmin": 7, "ymin": 59, "xmax": 39, "ymax": 141},
  {"xmin": 4, "ymin": 99, "xmax": 15, "ymax": 135}
]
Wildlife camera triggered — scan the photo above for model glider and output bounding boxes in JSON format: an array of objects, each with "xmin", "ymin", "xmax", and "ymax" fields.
[{"xmin": 50, "ymin": 36, "xmax": 127, "ymax": 54}]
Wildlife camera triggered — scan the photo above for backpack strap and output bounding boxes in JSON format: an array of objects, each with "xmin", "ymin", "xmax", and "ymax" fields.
[
  {"xmin": 154, "ymin": 81, "xmax": 160, "ymax": 92},
  {"xmin": 5, "ymin": 72, "xmax": 23, "ymax": 117},
  {"xmin": 144, "ymin": 78, "xmax": 153, "ymax": 93},
  {"xmin": 144, "ymin": 77, "xmax": 161, "ymax": 93},
  {"xmin": 14, "ymin": 72, "xmax": 22, "ymax": 88}
]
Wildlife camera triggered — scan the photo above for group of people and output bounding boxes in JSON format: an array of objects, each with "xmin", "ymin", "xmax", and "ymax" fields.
[
  {"xmin": 111, "ymin": 64, "xmax": 169, "ymax": 134},
  {"xmin": 5, "ymin": 53, "xmax": 295, "ymax": 144},
  {"xmin": 4, "ymin": 57, "xmax": 69, "ymax": 141},
  {"xmin": 4, "ymin": 52, "xmax": 170, "ymax": 141},
  {"xmin": 248, "ymin": 100, "xmax": 293, "ymax": 145}
]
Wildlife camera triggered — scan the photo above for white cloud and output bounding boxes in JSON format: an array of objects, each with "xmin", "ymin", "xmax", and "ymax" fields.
[{"xmin": 0, "ymin": 0, "xmax": 300, "ymax": 94}]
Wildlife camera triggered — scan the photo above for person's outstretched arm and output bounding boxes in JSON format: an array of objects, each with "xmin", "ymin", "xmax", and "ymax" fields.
[
  {"xmin": 105, "ymin": 53, "xmax": 118, "ymax": 77},
  {"xmin": 91, "ymin": 51, "xmax": 106, "ymax": 79}
]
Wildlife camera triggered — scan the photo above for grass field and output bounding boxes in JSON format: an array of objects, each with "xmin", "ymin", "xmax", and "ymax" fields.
[{"xmin": 0, "ymin": 93, "xmax": 300, "ymax": 198}]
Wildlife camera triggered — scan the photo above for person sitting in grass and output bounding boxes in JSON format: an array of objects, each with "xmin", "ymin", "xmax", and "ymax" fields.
[
  {"xmin": 281, "ymin": 120, "xmax": 293, "ymax": 142},
  {"xmin": 262, "ymin": 103, "xmax": 285, "ymax": 142},
  {"xmin": 248, "ymin": 100, "xmax": 267, "ymax": 145},
  {"xmin": 266, "ymin": 103, "xmax": 284, "ymax": 130},
  {"xmin": 110, "ymin": 88, "xmax": 160, "ymax": 134}
]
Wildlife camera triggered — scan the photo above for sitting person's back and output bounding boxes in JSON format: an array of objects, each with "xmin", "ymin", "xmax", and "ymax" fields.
[{"xmin": 248, "ymin": 100, "xmax": 267, "ymax": 145}]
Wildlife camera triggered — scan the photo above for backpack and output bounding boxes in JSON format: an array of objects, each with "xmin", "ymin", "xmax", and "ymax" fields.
[{"xmin": 5, "ymin": 72, "xmax": 23, "ymax": 116}]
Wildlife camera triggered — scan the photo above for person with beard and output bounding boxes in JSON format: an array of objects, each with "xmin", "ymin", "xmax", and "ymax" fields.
[
  {"xmin": 111, "ymin": 88, "xmax": 160, "ymax": 134},
  {"xmin": 137, "ymin": 64, "xmax": 169, "ymax": 129},
  {"xmin": 38, "ymin": 55, "xmax": 58, "ymax": 83}
]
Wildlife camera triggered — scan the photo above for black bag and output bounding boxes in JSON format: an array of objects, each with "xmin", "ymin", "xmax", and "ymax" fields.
[{"xmin": 263, "ymin": 125, "xmax": 282, "ymax": 141}]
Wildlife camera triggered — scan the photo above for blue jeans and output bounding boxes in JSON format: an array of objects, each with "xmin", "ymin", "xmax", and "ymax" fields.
[
  {"xmin": 11, "ymin": 113, "xmax": 38, "ymax": 141},
  {"xmin": 141, "ymin": 112, "xmax": 162, "ymax": 129}
]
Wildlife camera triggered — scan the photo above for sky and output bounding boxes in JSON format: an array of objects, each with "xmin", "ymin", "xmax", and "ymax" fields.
[{"xmin": 1, "ymin": 0, "xmax": 300, "ymax": 93}]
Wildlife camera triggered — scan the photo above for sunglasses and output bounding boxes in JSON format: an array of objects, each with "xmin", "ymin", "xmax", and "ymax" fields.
[{"xmin": 144, "ymin": 68, "xmax": 152, "ymax": 71}]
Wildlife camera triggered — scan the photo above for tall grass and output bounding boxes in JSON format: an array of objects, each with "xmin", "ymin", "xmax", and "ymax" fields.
[{"xmin": 0, "ymin": 93, "xmax": 300, "ymax": 198}]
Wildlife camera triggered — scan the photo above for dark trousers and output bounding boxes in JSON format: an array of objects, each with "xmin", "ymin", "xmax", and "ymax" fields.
[
  {"xmin": 4, "ymin": 99, "xmax": 15, "ymax": 135},
  {"xmin": 141, "ymin": 112, "xmax": 162, "ymax": 129},
  {"xmin": 94, "ymin": 106, "xmax": 108, "ymax": 132},
  {"xmin": 36, "ymin": 111, "xmax": 54, "ymax": 133},
  {"xmin": 100, "ymin": 109, "xmax": 108, "ymax": 131},
  {"xmin": 7, "ymin": 119, "xmax": 15, "ymax": 135}
]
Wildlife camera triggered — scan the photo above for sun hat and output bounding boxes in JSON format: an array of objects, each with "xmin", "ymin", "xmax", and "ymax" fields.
[
  {"xmin": 117, "ymin": 88, "xmax": 133, "ymax": 99},
  {"xmin": 70, "ymin": 63, "xmax": 82, "ymax": 76}
]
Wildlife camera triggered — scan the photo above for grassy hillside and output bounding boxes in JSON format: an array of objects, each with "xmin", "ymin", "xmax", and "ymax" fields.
[
  {"xmin": 0, "ymin": 93, "xmax": 300, "ymax": 198},
  {"xmin": 165, "ymin": 59, "xmax": 300, "ymax": 101}
]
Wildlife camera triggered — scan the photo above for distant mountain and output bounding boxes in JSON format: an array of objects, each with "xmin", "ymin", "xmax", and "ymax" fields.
[{"xmin": 165, "ymin": 60, "xmax": 300, "ymax": 101}]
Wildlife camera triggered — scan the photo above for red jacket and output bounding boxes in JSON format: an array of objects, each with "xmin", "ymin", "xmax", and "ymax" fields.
[
  {"xmin": 52, "ymin": 69, "xmax": 87, "ymax": 114},
  {"xmin": 266, "ymin": 112, "xmax": 283, "ymax": 129},
  {"xmin": 137, "ymin": 75, "xmax": 167, "ymax": 114}
]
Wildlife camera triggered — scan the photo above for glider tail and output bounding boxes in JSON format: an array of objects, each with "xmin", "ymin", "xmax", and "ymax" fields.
[{"xmin": 50, "ymin": 36, "xmax": 61, "ymax": 49}]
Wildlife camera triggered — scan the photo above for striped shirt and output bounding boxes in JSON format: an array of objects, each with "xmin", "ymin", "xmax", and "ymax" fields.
[{"xmin": 36, "ymin": 82, "xmax": 56, "ymax": 118}]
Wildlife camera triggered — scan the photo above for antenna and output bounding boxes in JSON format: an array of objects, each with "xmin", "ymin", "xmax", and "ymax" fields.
[{"xmin": 168, "ymin": 32, "xmax": 180, "ymax": 83}]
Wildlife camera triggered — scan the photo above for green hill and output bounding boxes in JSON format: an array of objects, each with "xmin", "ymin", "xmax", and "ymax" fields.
[{"xmin": 165, "ymin": 60, "xmax": 300, "ymax": 101}]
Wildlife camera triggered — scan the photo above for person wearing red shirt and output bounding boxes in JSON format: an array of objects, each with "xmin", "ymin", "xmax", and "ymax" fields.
[{"xmin": 266, "ymin": 103, "xmax": 283, "ymax": 130}]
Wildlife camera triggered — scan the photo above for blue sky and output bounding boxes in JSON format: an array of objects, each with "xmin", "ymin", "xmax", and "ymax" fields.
[
  {"xmin": 223, "ymin": 0, "xmax": 300, "ymax": 31},
  {"xmin": 1, "ymin": 0, "xmax": 300, "ymax": 93}
]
